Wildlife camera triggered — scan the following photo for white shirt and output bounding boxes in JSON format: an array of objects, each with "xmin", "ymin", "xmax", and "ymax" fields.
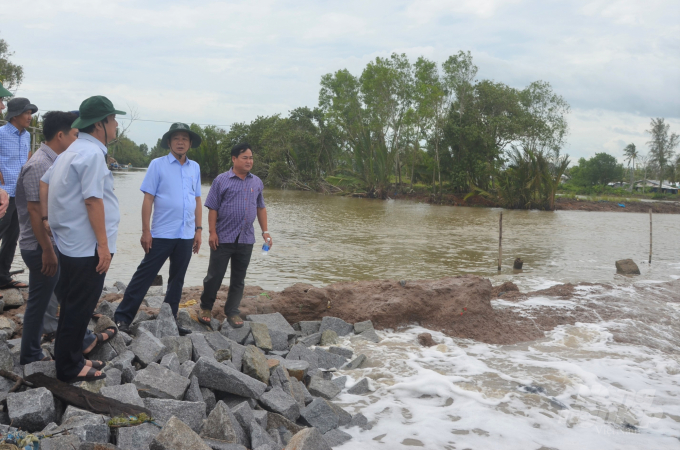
[{"xmin": 41, "ymin": 133, "xmax": 120, "ymax": 257}]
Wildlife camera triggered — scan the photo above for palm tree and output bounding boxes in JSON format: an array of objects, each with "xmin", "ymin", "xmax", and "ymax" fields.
[{"xmin": 623, "ymin": 143, "xmax": 638, "ymax": 192}]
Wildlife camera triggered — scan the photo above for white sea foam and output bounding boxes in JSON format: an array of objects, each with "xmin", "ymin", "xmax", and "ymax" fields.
[{"xmin": 331, "ymin": 283, "xmax": 680, "ymax": 449}]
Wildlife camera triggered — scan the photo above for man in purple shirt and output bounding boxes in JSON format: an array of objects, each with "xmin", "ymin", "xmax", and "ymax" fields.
[{"xmin": 199, "ymin": 143, "xmax": 271, "ymax": 328}]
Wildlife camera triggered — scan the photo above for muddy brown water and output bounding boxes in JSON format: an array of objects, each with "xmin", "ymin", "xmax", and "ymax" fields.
[{"xmin": 11, "ymin": 169, "xmax": 679, "ymax": 292}]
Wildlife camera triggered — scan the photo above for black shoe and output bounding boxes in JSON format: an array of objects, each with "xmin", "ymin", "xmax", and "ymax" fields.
[
  {"xmin": 177, "ymin": 324, "xmax": 192, "ymax": 336},
  {"xmin": 116, "ymin": 321, "xmax": 131, "ymax": 334}
]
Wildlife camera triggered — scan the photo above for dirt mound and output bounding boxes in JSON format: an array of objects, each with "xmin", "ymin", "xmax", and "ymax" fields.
[{"xmin": 492, "ymin": 281, "xmax": 520, "ymax": 297}]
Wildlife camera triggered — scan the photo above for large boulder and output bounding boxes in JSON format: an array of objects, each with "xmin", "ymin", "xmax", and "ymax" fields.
[
  {"xmin": 116, "ymin": 422, "xmax": 160, "ymax": 449},
  {"xmin": 242, "ymin": 345, "xmax": 269, "ymax": 384},
  {"xmin": 143, "ymin": 398, "xmax": 206, "ymax": 433},
  {"xmin": 133, "ymin": 363, "xmax": 190, "ymax": 400},
  {"xmin": 616, "ymin": 259, "xmax": 640, "ymax": 275},
  {"xmin": 149, "ymin": 416, "xmax": 211, "ymax": 450},
  {"xmin": 190, "ymin": 357, "xmax": 267, "ymax": 399},
  {"xmin": 199, "ymin": 400, "xmax": 247, "ymax": 446},
  {"xmin": 284, "ymin": 427, "xmax": 332, "ymax": 450},
  {"xmin": 7, "ymin": 387, "xmax": 56, "ymax": 431},
  {"xmin": 258, "ymin": 387, "xmax": 300, "ymax": 422},
  {"xmin": 130, "ymin": 329, "xmax": 167, "ymax": 366}
]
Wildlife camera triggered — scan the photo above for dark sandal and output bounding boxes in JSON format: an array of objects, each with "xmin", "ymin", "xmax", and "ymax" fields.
[
  {"xmin": 0, "ymin": 280, "xmax": 28, "ymax": 289},
  {"xmin": 83, "ymin": 326, "xmax": 118, "ymax": 356},
  {"xmin": 68, "ymin": 366, "xmax": 106, "ymax": 383},
  {"xmin": 227, "ymin": 314, "xmax": 244, "ymax": 329},
  {"xmin": 87, "ymin": 360, "xmax": 105, "ymax": 370},
  {"xmin": 197, "ymin": 309, "xmax": 212, "ymax": 326}
]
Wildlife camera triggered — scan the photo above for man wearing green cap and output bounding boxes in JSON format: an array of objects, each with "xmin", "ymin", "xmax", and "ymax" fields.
[
  {"xmin": 41, "ymin": 95, "xmax": 124, "ymax": 382},
  {"xmin": 114, "ymin": 123, "xmax": 203, "ymax": 335},
  {"xmin": 0, "ymin": 93, "xmax": 38, "ymax": 290}
]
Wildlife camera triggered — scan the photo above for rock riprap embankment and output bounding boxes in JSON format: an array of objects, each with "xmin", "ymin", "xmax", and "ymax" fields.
[{"xmin": 0, "ymin": 301, "xmax": 375, "ymax": 449}]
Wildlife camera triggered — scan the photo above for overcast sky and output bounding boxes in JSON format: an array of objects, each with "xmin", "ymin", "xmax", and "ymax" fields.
[{"xmin": 3, "ymin": 0, "xmax": 679, "ymax": 163}]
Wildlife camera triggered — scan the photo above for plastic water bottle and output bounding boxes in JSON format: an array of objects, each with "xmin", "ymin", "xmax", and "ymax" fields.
[{"xmin": 262, "ymin": 238, "xmax": 271, "ymax": 255}]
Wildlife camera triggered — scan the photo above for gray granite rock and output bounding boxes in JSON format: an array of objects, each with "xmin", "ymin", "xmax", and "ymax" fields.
[
  {"xmin": 133, "ymin": 319, "xmax": 158, "ymax": 337},
  {"xmin": 149, "ymin": 415, "xmax": 211, "ymax": 450},
  {"xmin": 245, "ymin": 313, "xmax": 296, "ymax": 339},
  {"xmin": 114, "ymin": 281, "xmax": 127, "ymax": 292},
  {"xmin": 320, "ymin": 329, "xmax": 338, "ymax": 346},
  {"xmin": 2, "ymin": 289, "xmax": 24, "ymax": 308},
  {"xmin": 231, "ymin": 401, "xmax": 254, "ymax": 433},
  {"xmin": 61, "ymin": 405, "xmax": 96, "ymax": 423},
  {"xmin": 269, "ymin": 329, "xmax": 290, "ymax": 352},
  {"xmin": 314, "ymin": 348, "xmax": 347, "ymax": 370},
  {"xmin": 184, "ymin": 375, "xmax": 203, "ymax": 403},
  {"xmin": 201, "ymin": 387, "xmax": 217, "ymax": 415},
  {"xmin": 204, "ymin": 332, "xmax": 232, "ymax": 352},
  {"xmin": 343, "ymin": 354, "xmax": 367, "ymax": 370},
  {"xmin": 131, "ymin": 329, "xmax": 167, "ymax": 367},
  {"xmin": 348, "ymin": 377, "xmax": 371, "ymax": 395},
  {"xmin": 327, "ymin": 401, "xmax": 351, "ymax": 427},
  {"xmin": 299, "ymin": 321, "xmax": 320, "ymax": 336},
  {"xmin": 119, "ymin": 331, "xmax": 133, "ymax": 346},
  {"xmin": 155, "ymin": 303, "xmax": 179, "ymax": 338},
  {"xmin": 354, "ymin": 328, "xmax": 381, "ymax": 343},
  {"xmin": 242, "ymin": 345, "xmax": 269, "ymax": 384},
  {"xmin": 110, "ymin": 350, "xmax": 135, "ymax": 370},
  {"xmin": 190, "ymin": 333, "xmax": 216, "ymax": 361},
  {"xmin": 347, "ymin": 412, "xmax": 370, "ymax": 429},
  {"xmin": 353, "ymin": 320, "xmax": 374, "ymax": 334},
  {"xmin": 220, "ymin": 321, "xmax": 252, "ymax": 345},
  {"xmin": 116, "ymin": 422, "xmax": 160, "ymax": 449},
  {"xmin": 286, "ymin": 344, "xmax": 318, "ymax": 372},
  {"xmin": 291, "ymin": 378, "xmax": 313, "ymax": 407},
  {"xmin": 258, "ymin": 387, "xmax": 300, "ymax": 422},
  {"xmin": 160, "ymin": 336, "xmax": 193, "ymax": 364},
  {"xmin": 215, "ymin": 348, "xmax": 232, "ymax": 362},
  {"xmin": 246, "ymin": 322, "xmax": 270, "ymax": 352},
  {"xmin": 191, "ymin": 357, "xmax": 267, "ymax": 399},
  {"xmin": 0, "ymin": 342, "xmax": 13, "ymax": 371},
  {"xmin": 280, "ymin": 359, "xmax": 309, "ymax": 382},
  {"xmin": 266, "ymin": 412, "xmax": 305, "ymax": 436},
  {"xmin": 200, "ymin": 400, "xmax": 247, "ymax": 446},
  {"xmin": 133, "ymin": 363, "xmax": 190, "ymax": 400},
  {"xmin": 160, "ymin": 352, "xmax": 181, "ymax": 373},
  {"xmin": 327, "ymin": 346, "xmax": 353, "ymax": 359},
  {"xmin": 215, "ymin": 392, "xmax": 257, "ymax": 410},
  {"xmin": 253, "ymin": 409, "xmax": 268, "ymax": 430},
  {"xmin": 144, "ymin": 398, "xmax": 206, "ymax": 432},
  {"xmin": 307, "ymin": 375, "xmax": 341, "ymax": 400},
  {"xmin": 103, "ymin": 367, "xmax": 122, "ymax": 386},
  {"xmin": 41, "ymin": 434, "xmax": 82, "ymax": 450},
  {"xmin": 319, "ymin": 317, "xmax": 353, "ymax": 337},
  {"xmin": 23, "ymin": 360, "xmax": 56, "ymax": 378},
  {"xmin": 94, "ymin": 301, "xmax": 117, "ymax": 320},
  {"xmin": 54, "ymin": 414, "xmax": 110, "ymax": 444},
  {"xmin": 285, "ymin": 427, "xmax": 332, "ymax": 450},
  {"xmin": 298, "ymin": 332, "xmax": 321, "ymax": 347},
  {"xmin": 202, "ymin": 439, "xmax": 247, "ymax": 450},
  {"xmin": 331, "ymin": 376, "xmax": 347, "ymax": 390},
  {"xmin": 121, "ymin": 365, "xmax": 136, "ymax": 384},
  {"xmin": 180, "ymin": 360, "xmax": 196, "ymax": 378},
  {"xmin": 100, "ymin": 383, "xmax": 145, "ymax": 407},
  {"xmin": 249, "ymin": 420, "xmax": 278, "ymax": 450},
  {"xmin": 7, "ymin": 387, "xmax": 56, "ymax": 431},
  {"xmin": 177, "ymin": 309, "xmax": 214, "ymax": 334},
  {"xmin": 230, "ymin": 341, "xmax": 246, "ymax": 371},
  {"xmin": 299, "ymin": 398, "xmax": 338, "ymax": 434},
  {"xmin": 144, "ymin": 296, "xmax": 165, "ymax": 309},
  {"xmin": 133, "ymin": 310, "xmax": 154, "ymax": 325},
  {"xmin": 323, "ymin": 428, "xmax": 352, "ymax": 447}
]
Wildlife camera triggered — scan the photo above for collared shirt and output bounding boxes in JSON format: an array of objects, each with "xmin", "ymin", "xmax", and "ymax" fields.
[
  {"xmin": 41, "ymin": 133, "xmax": 120, "ymax": 257},
  {"xmin": 140, "ymin": 153, "xmax": 201, "ymax": 239},
  {"xmin": 204, "ymin": 169, "xmax": 265, "ymax": 244},
  {"xmin": 16, "ymin": 143, "xmax": 58, "ymax": 251},
  {"xmin": 0, "ymin": 122, "xmax": 31, "ymax": 197}
]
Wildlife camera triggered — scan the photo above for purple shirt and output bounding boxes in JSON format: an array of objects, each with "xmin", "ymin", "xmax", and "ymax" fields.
[{"xmin": 205, "ymin": 169, "xmax": 265, "ymax": 244}]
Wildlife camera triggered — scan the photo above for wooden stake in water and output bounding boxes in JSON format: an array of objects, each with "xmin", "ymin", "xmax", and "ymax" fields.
[
  {"xmin": 498, "ymin": 212, "xmax": 503, "ymax": 271},
  {"xmin": 649, "ymin": 208, "xmax": 652, "ymax": 264}
]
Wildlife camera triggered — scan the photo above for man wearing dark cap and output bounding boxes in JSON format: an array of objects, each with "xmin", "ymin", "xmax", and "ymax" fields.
[
  {"xmin": 41, "ymin": 95, "xmax": 124, "ymax": 382},
  {"xmin": 0, "ymin": 96, "xmax": 38, "ymax": 290},
  {"xmin": 114, "ymin": 123, "xmax": 202, "ymax": 335}
]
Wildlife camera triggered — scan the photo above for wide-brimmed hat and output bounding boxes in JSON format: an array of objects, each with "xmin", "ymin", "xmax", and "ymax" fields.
[
  {"xmin": 71, "ymin": 95, "xmax": 126, "ymax": 129},
  {"xmin": 161, "ymin": 122, "xmax": 202, "ymax": 149},
  {"xmin": 5, "ymin": 97, "xmax": 38, "ymax": 122},
  {"xmin": 0, "ymin": 81, "xmax": 12, "ymax": 98}
]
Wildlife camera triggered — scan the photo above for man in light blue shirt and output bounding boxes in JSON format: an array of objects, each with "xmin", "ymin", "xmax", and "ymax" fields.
[
  {"xmin": 114, "ymin": 123, "xmax": 202, "ymax": 335},
  {"xmin": 0, "ymin": 97, "xmax": 38, "ymax": 290},
  {"xmin": 41, "ymin": 95, "xmax": 124, "ymax": 383}
]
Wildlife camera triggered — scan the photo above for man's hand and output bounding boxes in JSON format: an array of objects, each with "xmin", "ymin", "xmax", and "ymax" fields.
[
  {"xmin": 140, "ymin": 230, "xmax": 153, "ymax": 254},
  {"xmin": 263, "ymin": 232, "xmax": 273, "ymax": 248},
  {"xmin": 193, "ymin": 230, "xmax": 202, "ymax": 254},
  {"xmin": 41, "ymin": 247, "xmax": 58, "ymax": 277},
  {"xmin": 0, "ymin": 189, "xmax": 8, "ymax": 218},
  {"xmin": 209, "ymin": 231, "xmax": 219, "ymax": 251},
  {"xmin": 96, "ymin": 245, "xmax": 112, "ymax": 274}
]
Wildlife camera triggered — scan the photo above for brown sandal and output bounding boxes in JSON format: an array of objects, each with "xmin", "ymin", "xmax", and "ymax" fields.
[
  {"xmin": 227, "ymin": 314, "xmax": 244, "ymax": 329},
  {"xmin": 197, "ymin": 309, "xmax": 212, "ymax": 326}
]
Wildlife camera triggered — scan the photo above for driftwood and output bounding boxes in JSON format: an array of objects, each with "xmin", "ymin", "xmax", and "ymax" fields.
[{"xmin": 12, "ymin": 373, "xmax": 151, "ymax": 417}]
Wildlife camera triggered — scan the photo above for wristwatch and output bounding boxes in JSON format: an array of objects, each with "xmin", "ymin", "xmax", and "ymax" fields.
[
  {"xmin": 195, "ymin": 226, "xmax": 203, "ymax": 232},
  {"xmin": 262, "ymin": 231, "xmax": 269, "ymax": 235}
]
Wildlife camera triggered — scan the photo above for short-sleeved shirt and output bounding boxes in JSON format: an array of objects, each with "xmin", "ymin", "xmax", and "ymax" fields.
[
  {"xmin": 140, "ymin": 153, "xmax": 201, "ymax": 239},
  {"xmin": 204, "ymin": 169, "xmax": 265, "ymax": 244},
  {"xmin": 15, "ymin": 143, "xmax": 57, "ymax": 251},
  {"xmin": 0, "ymin": 122, "xmax": 31, "ymax": 197},
  {"xmin": 41, "ymin": 133, "xmax": 120, "ymax": 257}
]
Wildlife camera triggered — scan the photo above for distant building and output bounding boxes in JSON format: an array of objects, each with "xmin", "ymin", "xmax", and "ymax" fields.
[{"xmin": 634, "ymin": 180, "xmax": 679, "ymax": 194}]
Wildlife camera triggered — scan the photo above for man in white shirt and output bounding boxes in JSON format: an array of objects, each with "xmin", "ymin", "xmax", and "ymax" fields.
[{"xmin": 41, "ymin": 96, "xmax": 124, "ymax": 383}]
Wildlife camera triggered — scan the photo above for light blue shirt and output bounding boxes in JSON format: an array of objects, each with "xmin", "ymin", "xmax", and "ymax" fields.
[
  {"xmin": 140, "ymin": 153, "xmax": 201, "ymax": 239},
  {"xmin": 0, "ymin": 122, "xmax": 31, "ymax": 197},
  {"xmin": 41, "ymin": 133, "xmax": 120, "ymax": 257}
]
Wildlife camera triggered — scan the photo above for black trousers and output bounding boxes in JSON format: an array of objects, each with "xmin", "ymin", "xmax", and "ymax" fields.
[
  {"xmin": 0, "ymin": 197, "xmax": 20, "ymax": 286},
  {"xmin": 54, "ymin": 249, "xmax": 110, "ymax": 381},
  {"xmin": 200, "ymin": 242, "xmax": 253, "ymax": 316},
  {"xmin": 114, "ymin": 238, "xmax": 193, "ymax": 325}
]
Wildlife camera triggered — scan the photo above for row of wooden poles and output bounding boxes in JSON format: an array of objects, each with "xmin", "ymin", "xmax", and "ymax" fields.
[{"xmin": 496, "ymin": 208, "xmax": 654, "ymax": 271}]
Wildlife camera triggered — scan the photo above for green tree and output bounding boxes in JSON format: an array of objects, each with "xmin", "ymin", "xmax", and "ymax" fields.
[
  {"xmin": 0, "ymin": 39, "xmax": 23, "ymax": 91},
  {"xmin": 623, "ymin": 143, "xmax": 638, "ymax": 191},
  {"xmin": 570, "ymin": 153, "xmax": 623, "ymax": 186},
  {"xmin": 646, "ymin": 118, "xmax": 679, "ymax": 186}
]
